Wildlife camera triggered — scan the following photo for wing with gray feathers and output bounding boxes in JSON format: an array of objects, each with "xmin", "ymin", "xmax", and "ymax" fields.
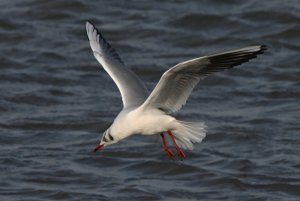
[
  {"xmin": 142, "ymin": 45, "xmax": 267, "ymax": 113},
  {"xmin": 86, "ymin": 21, "xmax": 148, "ymax": 109}
]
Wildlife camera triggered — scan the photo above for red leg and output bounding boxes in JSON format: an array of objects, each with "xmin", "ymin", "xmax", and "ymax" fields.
[
  {"xmin": 167, "ymin": 130, "xmax": 186, "ymax": 160},
  {"xmin": 160, "ymin": 133, "xmax": 174, "ymax": 160}
]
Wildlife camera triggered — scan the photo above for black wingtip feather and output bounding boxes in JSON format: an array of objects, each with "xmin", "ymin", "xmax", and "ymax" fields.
[
  {"xmin": 258, "ymin": 45, "xmax": 268, "ymax": 54},
  {"xmin": 86, "ymin": 20, "xmax": 125, "ymax": 65},
  {"xmin": 202, "ymin": 45, "xmax": 267, "ymax": 75},
  {"xmin": 86, "ymin": 20, "xmax": 94, "ymax": 26}
]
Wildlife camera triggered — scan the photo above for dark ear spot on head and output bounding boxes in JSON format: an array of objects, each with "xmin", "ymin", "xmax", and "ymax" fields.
[{"xmin": 108, "ymin": 133, "xmax": 114, "ymax": 141}]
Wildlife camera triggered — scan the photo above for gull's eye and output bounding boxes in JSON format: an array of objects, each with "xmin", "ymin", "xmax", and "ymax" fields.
[{"xmin": 103, "ymin": 135, "xmax": 109, "ymax": 142}]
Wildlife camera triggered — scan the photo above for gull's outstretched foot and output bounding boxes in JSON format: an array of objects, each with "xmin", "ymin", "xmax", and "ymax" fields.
[
  {"xmin": 175, "ymin": 147, "xmax": 186, "ymax": 160},
  {"xmin": 167, "ymin": 130, "xmax": 186, "ymax": 160},
  {"xmin": 160, "ymin": 133, "xmax": 174, "ymax": 160},
  {"xmin": 164, "ymin": 147, "xmax": 174, "ymax": 160}
]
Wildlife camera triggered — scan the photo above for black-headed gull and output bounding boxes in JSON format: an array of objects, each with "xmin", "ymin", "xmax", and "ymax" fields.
[{"xmin": 86, "ymin": 21, "xmax": 267, "ymax": 160}]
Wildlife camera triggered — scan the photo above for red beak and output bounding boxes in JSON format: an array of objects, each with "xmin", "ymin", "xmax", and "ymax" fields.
[{"xmin": 94, "ymin": 144, "xmax": 104, "ymax": 152}]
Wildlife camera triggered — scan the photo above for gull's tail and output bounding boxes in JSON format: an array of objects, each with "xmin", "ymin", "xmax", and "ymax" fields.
[{"xmin": 171, "ymin": 120, "xmax": 207, "ymax": 150}]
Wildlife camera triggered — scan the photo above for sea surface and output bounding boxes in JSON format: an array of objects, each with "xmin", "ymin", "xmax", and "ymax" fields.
[{"xmin": 0, "ymin": 0, "xmax": 299, "ymax": 200}]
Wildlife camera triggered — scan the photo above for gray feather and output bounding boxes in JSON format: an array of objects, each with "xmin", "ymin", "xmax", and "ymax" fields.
[{"xmin": 142, "ymin": 45, "xmax": 267, "ymax": 113}]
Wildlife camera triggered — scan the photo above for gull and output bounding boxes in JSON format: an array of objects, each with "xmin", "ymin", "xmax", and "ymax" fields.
[{"xmin": 86, "ymin": 21, "xmax": 267, "ymax": 160}]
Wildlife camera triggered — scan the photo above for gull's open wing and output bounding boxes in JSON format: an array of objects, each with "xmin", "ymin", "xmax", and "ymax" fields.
[
  {"xmin": 86, "ymin": 21, "xmax": 148, "ymax": 109},
  {"xmin": 142, "ymin": 45, "xmax": 267, "ymax": 113}
]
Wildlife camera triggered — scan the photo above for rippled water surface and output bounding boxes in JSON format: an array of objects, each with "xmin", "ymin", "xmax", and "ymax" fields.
[{"xmin": 0, "ymin": 0, "xmax": 299, "ymax": 200}]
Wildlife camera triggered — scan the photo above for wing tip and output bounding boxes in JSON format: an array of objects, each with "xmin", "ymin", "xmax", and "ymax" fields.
[
  {"xmin": 249, "ymin": 45, "xmax": 267, "ymax": 58},
  {"xmin": 258, "ymin": 44, "xmax": 267, "ymax": 54},
  {"xmin": 242, "ymin": 45, "xmax": 267, "ymax": 55},
  {"xmin": 85, "ymin": 20, "xmax": 125, "ymax": 65},
  {"xmin": 85, "ymin": 20, "xmax": 108, "ymax": 46},
  {"xmin": 86, "ymin": 20, "xmax": 99, "ymax": 37},
  {"xmin": 86, "ymin": 20, "xmax": 94, "ymax": 30},
  {"xmin": 86, "ymin": 20, "xmax": 97, "ymax": 32},
  {"xmin": 86, "ymin": 20, "xmax": 93, "ymax": 25}
]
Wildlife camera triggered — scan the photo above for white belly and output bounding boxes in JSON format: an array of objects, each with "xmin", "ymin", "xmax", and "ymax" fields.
[{"xmin": 124, "ymin": 108, "xmax": 176, "ymax": 135}]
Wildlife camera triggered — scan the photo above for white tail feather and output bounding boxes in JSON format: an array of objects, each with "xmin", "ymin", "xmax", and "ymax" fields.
[{"xmin": 172, "ymin": 120, "xmax": 207, "ymax": 150}]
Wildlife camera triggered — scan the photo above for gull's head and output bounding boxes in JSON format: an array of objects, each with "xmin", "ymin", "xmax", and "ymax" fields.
[{"xmin": 94, "ymin": 128, "xmax": 118, "ymax": 152}]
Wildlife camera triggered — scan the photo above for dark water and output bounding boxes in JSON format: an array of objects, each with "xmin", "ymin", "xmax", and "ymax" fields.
[{"xmin": 1, "ymin": 0, "xmax": 299, "ymax": 200}]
